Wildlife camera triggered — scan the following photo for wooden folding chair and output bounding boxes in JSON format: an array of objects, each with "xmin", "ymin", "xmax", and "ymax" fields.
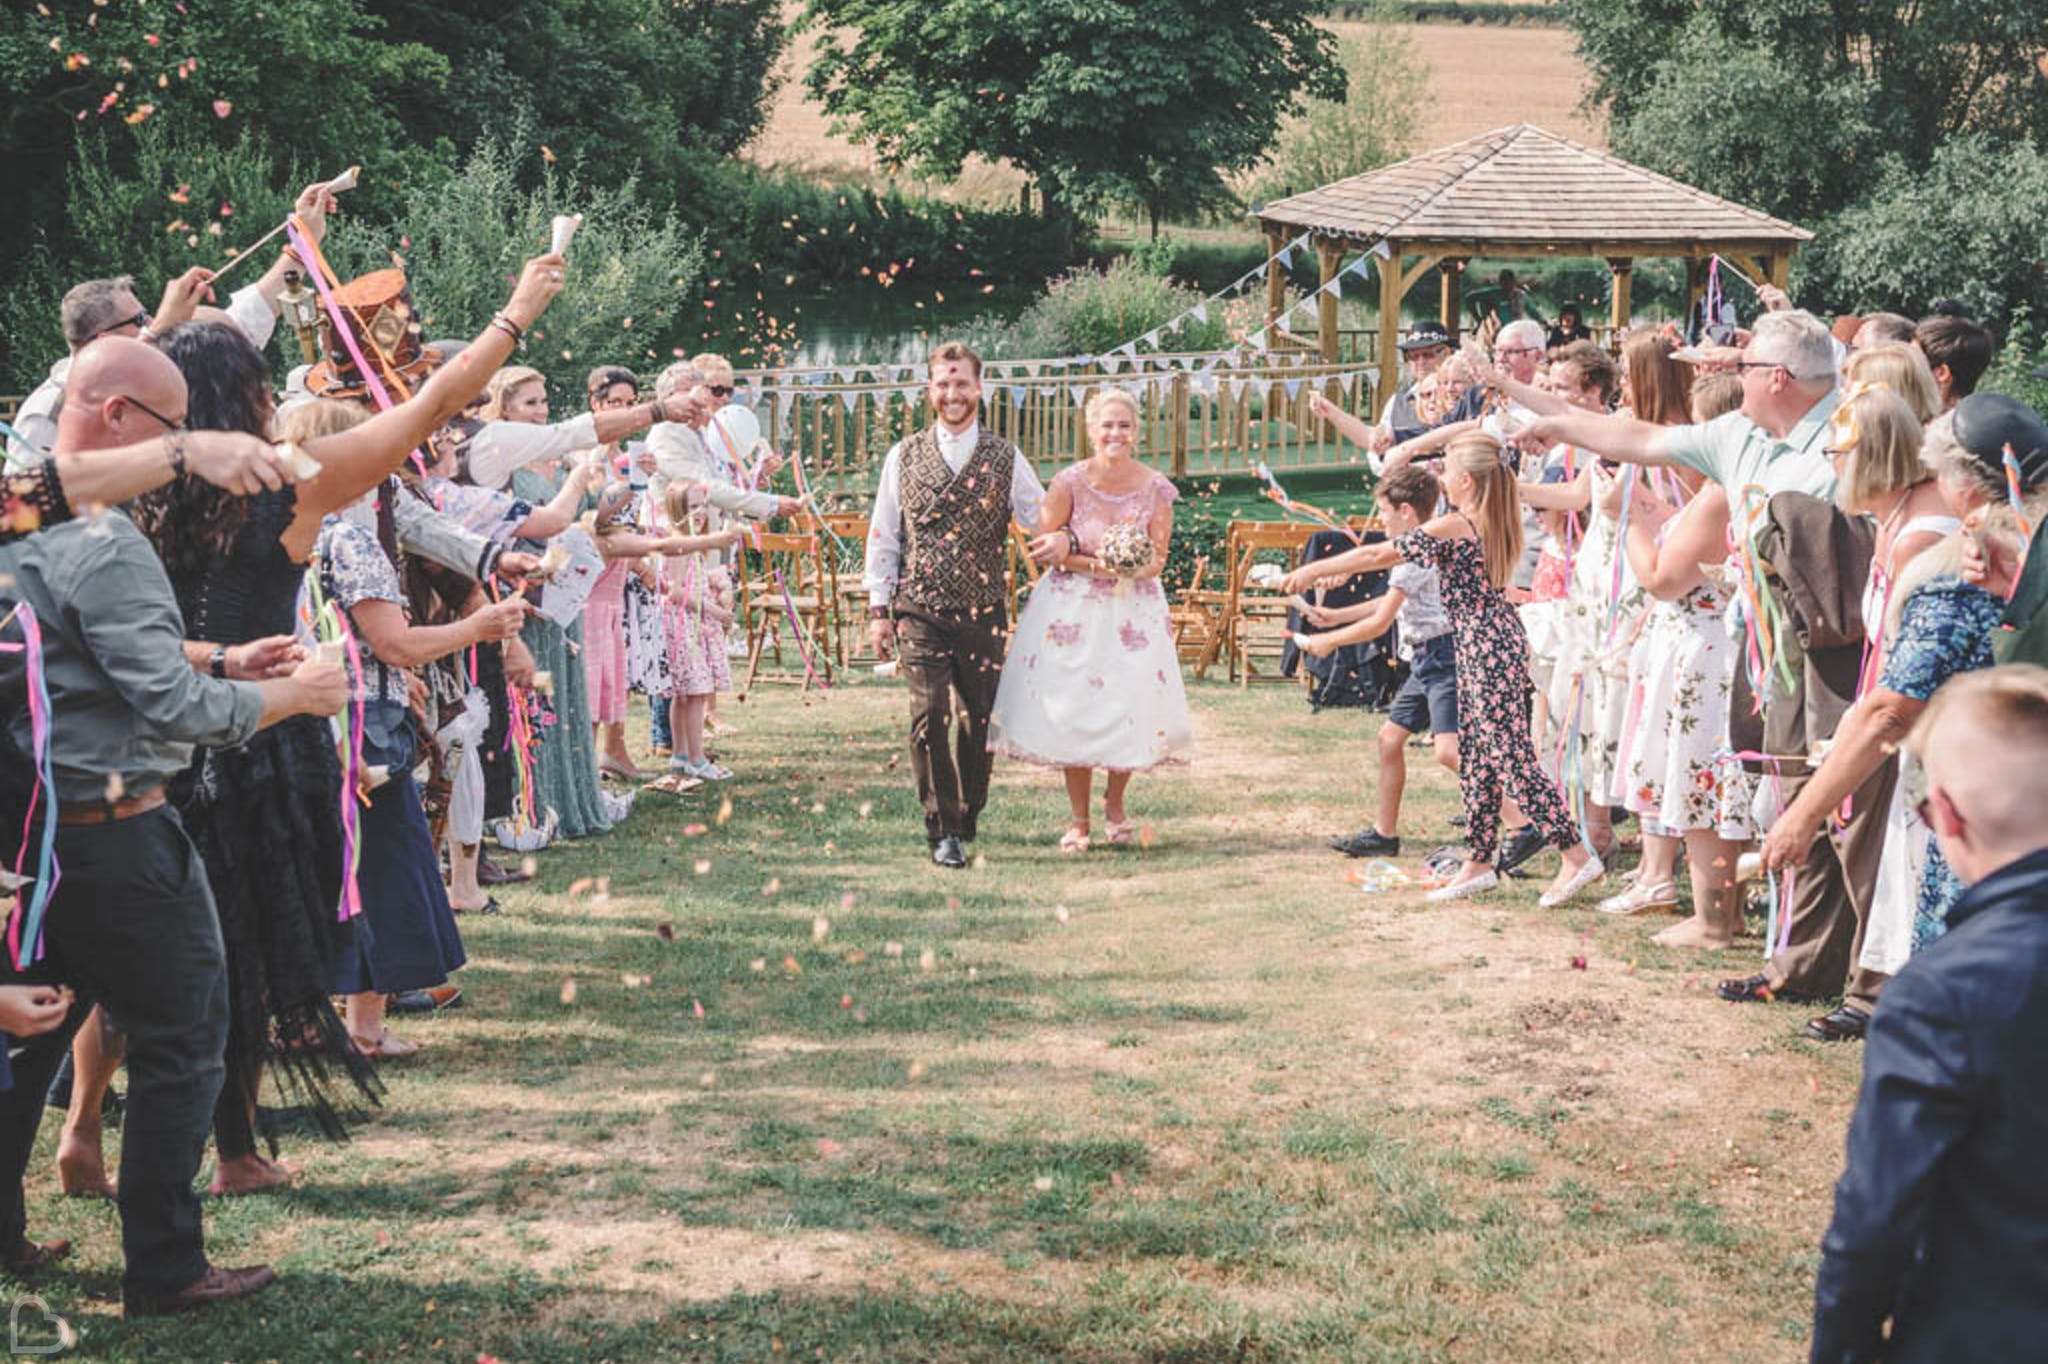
[
  {"xmin": 1168, "ymin": 555, "xmax": 1215, "ymax": 668},
  {"xmin": 740, "ymin": 530, "xmax": 837, "ymax": 693},
  {"xmin": 1215, "ymin": 521, "xmax": 1315, "ymax": 685},
  {"xmin": 1004, "ymin": 521, "xmax": 1046, "ymax": 627}
]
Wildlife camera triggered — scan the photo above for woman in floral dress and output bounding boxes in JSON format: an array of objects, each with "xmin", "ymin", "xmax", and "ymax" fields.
[
  {"xmin": 988, "ymin": 389, "xmax": 1193, "ymax": 851},
  {"xmin": 1600, "ymin": 470, "xmax": 1755, "ymax": 947}
]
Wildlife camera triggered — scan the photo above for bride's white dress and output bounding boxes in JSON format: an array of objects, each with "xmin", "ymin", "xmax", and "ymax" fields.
[{"xmin": 989, "ymin": 465, "xmax": 1194, "ymax": 771}]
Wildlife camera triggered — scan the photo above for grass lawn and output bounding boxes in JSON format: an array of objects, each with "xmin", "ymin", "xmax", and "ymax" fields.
[{"xmin": 16, "ymin": 680, "xmax": 1860, "ymax": 1361}]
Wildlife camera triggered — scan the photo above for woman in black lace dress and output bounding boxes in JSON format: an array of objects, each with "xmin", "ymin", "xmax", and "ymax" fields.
[{"xmin": 61, "ymin": 254, "xmax": 567, "ymax": 1193}]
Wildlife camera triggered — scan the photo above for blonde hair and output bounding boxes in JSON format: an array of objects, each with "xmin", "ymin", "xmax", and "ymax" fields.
[
  {"xmin": 481, "ymin": 365, "xmax": 546, "ymax": 421},
  {"xmin": 1845, "ymin": 343, "xmax": 1942, "ymax": 425},
  {"xmin": 1084, "ymin": 387, "xmax": 1139, "ymax": 428},
  {"xmin": 690, "ymin": 353, "xmax": 734, "ymax": 387},
  {"xmin": 1885, "ymin": 502, "xmax": 2027, "ymax": 639},
  {"xmin": 663, "ymin": 478, "xmax": 707, "ymax": 530},
  {"xmin": 1689, "ymin": 372, "xmax": 1743, "ymax": 422},
  {"xmin": 1833, "ymin": 386, "xmax": 1926, "ymax": 514},
  {"xmin": 278, "ymin": 397, "xmax": 367, "ymax": 444},
  {"xmin": 1445, "ymin": 434, "xmax": 1522, "ymax": 589}
]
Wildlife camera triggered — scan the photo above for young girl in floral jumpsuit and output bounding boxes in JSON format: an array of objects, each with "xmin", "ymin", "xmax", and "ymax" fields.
[{"xmin": 1284, "ymin": 435, "xmax": 1605, "ymax": 905}]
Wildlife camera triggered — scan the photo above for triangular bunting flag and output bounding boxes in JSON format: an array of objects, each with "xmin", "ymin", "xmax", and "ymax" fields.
[{"xmin": 1283, "ymin": 379, "xmax": 1302, "ymax": 400}]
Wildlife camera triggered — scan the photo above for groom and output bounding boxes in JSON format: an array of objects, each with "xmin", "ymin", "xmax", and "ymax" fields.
[{"xmin": 864, "ymin": 342, "xmax": 1050, "ymax": 867}]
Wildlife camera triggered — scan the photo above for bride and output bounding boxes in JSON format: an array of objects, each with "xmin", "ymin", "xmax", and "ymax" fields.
[{"xmin": 990, "ymin": 387, "xmax": 1194, "ymax": 850}]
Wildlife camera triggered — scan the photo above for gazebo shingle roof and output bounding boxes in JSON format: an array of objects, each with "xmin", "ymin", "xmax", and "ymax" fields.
[{"xmin": 1256, "ymin": 123, "xmax": 1811, "ymax": 249}]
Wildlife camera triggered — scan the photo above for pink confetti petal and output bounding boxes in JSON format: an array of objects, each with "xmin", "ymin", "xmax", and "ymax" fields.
[{"xmin": 211, "ymin": 99, "xmax": 232, "ymax": 118}]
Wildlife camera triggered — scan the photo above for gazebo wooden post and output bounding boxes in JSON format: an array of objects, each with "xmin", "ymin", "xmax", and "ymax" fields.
[
  {"xmin": 1606, "ymin": 256, "xmax": 1634, "ymax": 336},
  {"xmin": 1439, "ymin": 257, "xmax": 1465, "ymax": 345},
  {"xmin": 1315, "ymin": 236, "xmax": 1342, "ymax": 363},
  {"xmin": 1683, "ymin": 256, "xmax": 1706, "ymax": 335},
  {"xmin": 1377, "ymin": 249, "xmax": 1403, "ymax": 417},
  {"xmin": 1265, "ymin": 225, "xmax": 1289, "ymax": 328},
  {"xmin": 1765, "ymin": 252, "xmax": 1791, "ymax": 293}
]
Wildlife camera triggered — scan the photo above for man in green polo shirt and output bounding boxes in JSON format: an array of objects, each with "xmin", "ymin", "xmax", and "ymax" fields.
[{"xmin": 1519, "ymin": 310, "xmax": 1840, "ymax": 502}]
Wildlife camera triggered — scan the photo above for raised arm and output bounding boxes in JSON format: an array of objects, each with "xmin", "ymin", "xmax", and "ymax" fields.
[
  {"xmin": 1278, "ymin": 538, "xmax": 1401, "ymax": 593},
  {"xmin": 284, "ymin": 253, "xmax": 567, "ymax": 542},
  {"xmin": 1518, "ymin": 409, "xmax": 1679, "ymax": 468},
  {"xmin": 514, "ymin": 460, "xmax": 601, "ymax": 538}
]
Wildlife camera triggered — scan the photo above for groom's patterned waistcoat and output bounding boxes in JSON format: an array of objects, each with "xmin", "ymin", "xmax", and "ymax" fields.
[{"xmin": 894, "ymin": 426, "xmax": 1016, "ymax": 616}]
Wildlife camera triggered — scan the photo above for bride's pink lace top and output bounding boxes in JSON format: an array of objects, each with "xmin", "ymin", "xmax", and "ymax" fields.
[{"xmin": 1055, "ymin": 464, "xmax": 1177, "ymax": 556}]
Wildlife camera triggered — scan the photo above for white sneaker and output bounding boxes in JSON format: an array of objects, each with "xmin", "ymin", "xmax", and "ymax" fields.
[
  {"xmin": 1540, "ymin": 855, "xmax": 1607, "ymax": 908},
  {"xmin": 1427, "ymin": 870, "xmax": 1499, "ymax": 903}
]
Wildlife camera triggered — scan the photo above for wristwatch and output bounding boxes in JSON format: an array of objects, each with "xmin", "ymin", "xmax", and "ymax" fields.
[{"xmin": 209, "ymin": 644, "xmax": 229, "ymax": 679}]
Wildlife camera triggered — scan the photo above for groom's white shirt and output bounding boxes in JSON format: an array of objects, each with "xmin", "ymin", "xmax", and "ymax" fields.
[{"xmin": 862, "ymin": 419, "xmax": 1046, "ymax": 608}]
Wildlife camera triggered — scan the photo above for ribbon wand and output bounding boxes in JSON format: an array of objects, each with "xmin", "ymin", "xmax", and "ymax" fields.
[{"xmin": 208, "ymin": 166, "xmax": 363, "ymax": 287}]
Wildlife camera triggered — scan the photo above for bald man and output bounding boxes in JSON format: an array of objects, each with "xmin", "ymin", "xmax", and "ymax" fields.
[
  {"xmin": 0, "ymin": 337, "xmax": 348, "ymax": 1316},
  {"xmin": 0, "ymin": 339, "xmax": 297, "ymax": 548},
  {"xmin": 1811, "ymin": 665, "xmax": 2048, "ymax": 1363}
]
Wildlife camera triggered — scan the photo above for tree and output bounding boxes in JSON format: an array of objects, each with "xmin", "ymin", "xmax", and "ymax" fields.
[
  {"xmin": 799, "ymin": 0, "xmax": 1343, "ymax": 252},
  {"xmin": 1559, "ymin": 0, "xmax": 2048, "ymax": 224},
  {"xmin": 325, "ymin": 141, "xmax": 706, "ymax": 398},
  {"xmin": 1802, "ymin": 136, "xmax": 2048, "ymax": 323},
  {"xmin": 1249, "ymin": 6, "xmax": 1424, "ymax": 206},
  {"xmin": 357, "ymin": 0, "xmax": 787, "ymax": 206}
]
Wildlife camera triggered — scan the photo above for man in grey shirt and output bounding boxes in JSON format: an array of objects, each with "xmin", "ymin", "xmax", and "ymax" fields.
[{"xmin": 0, "ymin": 484, "xmax": 345, "ymax": 1316}]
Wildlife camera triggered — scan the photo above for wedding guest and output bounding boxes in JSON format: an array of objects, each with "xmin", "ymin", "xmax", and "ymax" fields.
[
  {"xmin": 1811, "ymin": 664, "xmax": 2048, "ymax": 1364},
  {"xmin": 1283, "ymin": 436, "xmax": 1601, "ymax": 904},
  {"xmin": 1304, "ymin": 465, "xmax": 1458, "ymax": 859},
  {"xmin": 311, "ymin": 408, "xmax": 533, "ymax": 1056},
  {"xmin": 476, "ymin": 366, "xmax": 615, "ymax": 841},
  {"xmin": 657, "ymin": 480, "xmax": 744, "ymax": 782},
  {"xmin": 0, "ymin": 450, "xmax": 346, "ymax": 1314},
  {"xmin": 1759, "ymin": 394, "xmax": 2048, "ymax": 1038},
  {"xmin": 988, "ymin": 388, "xmax": 1193, "ymax": 849},
  {"xmin": 117, "ymin": 255, "xmax": 566, "ymax": 1188},
  {"xmin": 1913, "ymin": 313, "xmax": 1994, "ymax": 412}
]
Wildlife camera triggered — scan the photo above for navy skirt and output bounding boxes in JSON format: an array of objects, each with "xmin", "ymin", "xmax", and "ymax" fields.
[{"xmin": 332, "ymin": 702, "xmax": 467, "ymax": 996}]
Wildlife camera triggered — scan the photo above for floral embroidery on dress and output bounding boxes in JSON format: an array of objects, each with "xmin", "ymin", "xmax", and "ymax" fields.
[
  {"xmin": 1048, "ymin": 620, "xmax": 1083, "ymax": 647},
  {"xmin": 1118, "ymin": 620, "xmax": 1149, "ymax": 652}
]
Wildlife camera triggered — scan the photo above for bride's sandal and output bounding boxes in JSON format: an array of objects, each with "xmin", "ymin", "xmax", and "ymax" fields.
[
  {"xmin": 1104, "ymin": 818, "xmax": 1137, "ymax": 845},
  {"xmin": 1059, "ymin": 824, "xmax": 1091, "ymax": 854}
]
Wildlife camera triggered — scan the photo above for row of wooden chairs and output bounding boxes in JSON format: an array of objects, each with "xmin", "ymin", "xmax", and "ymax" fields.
[{"xmin": 734, "ymin": 515, "xmax": 1375, "ymax": 693}]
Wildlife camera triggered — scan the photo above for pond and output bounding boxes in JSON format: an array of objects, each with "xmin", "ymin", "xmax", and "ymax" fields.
[{"xmin": 713, "ymin": 282, "xmax": 1035, "ymax": 371}]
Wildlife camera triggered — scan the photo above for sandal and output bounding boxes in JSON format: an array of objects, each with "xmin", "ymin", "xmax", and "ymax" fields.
[
  {"xmin": 351, "ymin": 1032, "xmax": 420, "ymax": 1060},
  {"xmin": 1596, "ymin": 880, "xmax": 1678, "ymax": 916},
  {"xmin": 1104, "ymin": 818, "xmax": 1137, "ymax": 845},
  {"xmin": 1059, "ymin": 825, "xmax": 1091, "ymax": 854},
  {"xmin": 450, "ymin": 896, "xmax": 501, "ymax": 916},
  {"xmin": 1716, "ymin": 973, "xmax": 1776, "ymax": 1004},
  {"xmin": 599, "ymin": 756, "xmax": 648, "ymax": 781},
  {"xmin": 1802, "ymin": 1004, "xmax": 1870, "ymax": 1042}
]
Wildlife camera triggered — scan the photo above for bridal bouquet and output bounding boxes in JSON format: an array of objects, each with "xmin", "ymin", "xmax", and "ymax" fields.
[{"xmin": 1095, "ymin": 520, "xmax": 1155, "ymax": 577}]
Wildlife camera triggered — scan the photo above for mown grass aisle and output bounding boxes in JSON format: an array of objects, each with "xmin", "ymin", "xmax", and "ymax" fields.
[{"xmin": 28, "ymin": 681, "xmax": 1858, "ymax": 1361}]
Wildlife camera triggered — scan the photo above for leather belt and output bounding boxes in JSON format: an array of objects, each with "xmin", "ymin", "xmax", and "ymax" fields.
[{"xmin": 57, "ymin": 787, "xmax": 167, "ymax": 826}]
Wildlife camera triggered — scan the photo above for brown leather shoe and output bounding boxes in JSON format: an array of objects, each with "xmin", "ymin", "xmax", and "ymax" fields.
[
  {"xmin": 124, "ymin": 1263, "xmax": 277, "ymax": 1318},
  {"xmin": 476, "ymin": 854, "xmax": 530, "ymax": 887},
  {"xmin": 2, "ymin": 1238, "xmax": 70, "ymax": 1277}
]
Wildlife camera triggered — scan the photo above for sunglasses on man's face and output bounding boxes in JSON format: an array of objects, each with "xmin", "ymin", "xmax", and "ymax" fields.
[
  {"xmin": 95, "ymin": 309, "xmax": 153, "ymax": 341},
  {"xmin": 707, "ymin": 385, "xmax": 733, "ymax": 398}
]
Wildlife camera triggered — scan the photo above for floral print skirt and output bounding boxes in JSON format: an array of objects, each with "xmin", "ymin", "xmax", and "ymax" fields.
[
  {"xmin": 1617, "ymin": 596, "xmax": 1754, "ymax": 839},
  {"xmin": 989, "ymin": 569, "xmax": 1193, "ymax": 772}
]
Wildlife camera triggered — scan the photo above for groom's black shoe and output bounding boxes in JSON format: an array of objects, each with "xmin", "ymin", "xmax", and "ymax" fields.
[{"xmin": 931, "ymin": 836, "xmax": 968, "ymax": 869}]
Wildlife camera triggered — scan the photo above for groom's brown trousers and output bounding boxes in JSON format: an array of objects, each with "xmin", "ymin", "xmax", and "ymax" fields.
[{"xmin": 896, "ymin": 605, "xmax": 1005, "ymax": 844}]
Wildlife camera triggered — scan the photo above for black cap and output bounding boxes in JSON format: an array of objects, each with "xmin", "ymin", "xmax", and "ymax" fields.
[
  {"xmin": 1397, "ymin": 320, "xmax": 1452, "ymax": 353},
  {"xmin": 1951, "ymin": 392, "xmax": 2048, "ymax": 489}
]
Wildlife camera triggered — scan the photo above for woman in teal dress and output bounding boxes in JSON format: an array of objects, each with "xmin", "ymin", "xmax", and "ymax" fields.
[{"xmin": 510, "ymin": 465, "xmax": 612, "ymax": 839}]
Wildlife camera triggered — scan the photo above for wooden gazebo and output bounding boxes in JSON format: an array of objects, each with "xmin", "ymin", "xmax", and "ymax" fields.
[{"xmin": 1254, "ymin": 124, "xmax": 1813, "ymax": 402}]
